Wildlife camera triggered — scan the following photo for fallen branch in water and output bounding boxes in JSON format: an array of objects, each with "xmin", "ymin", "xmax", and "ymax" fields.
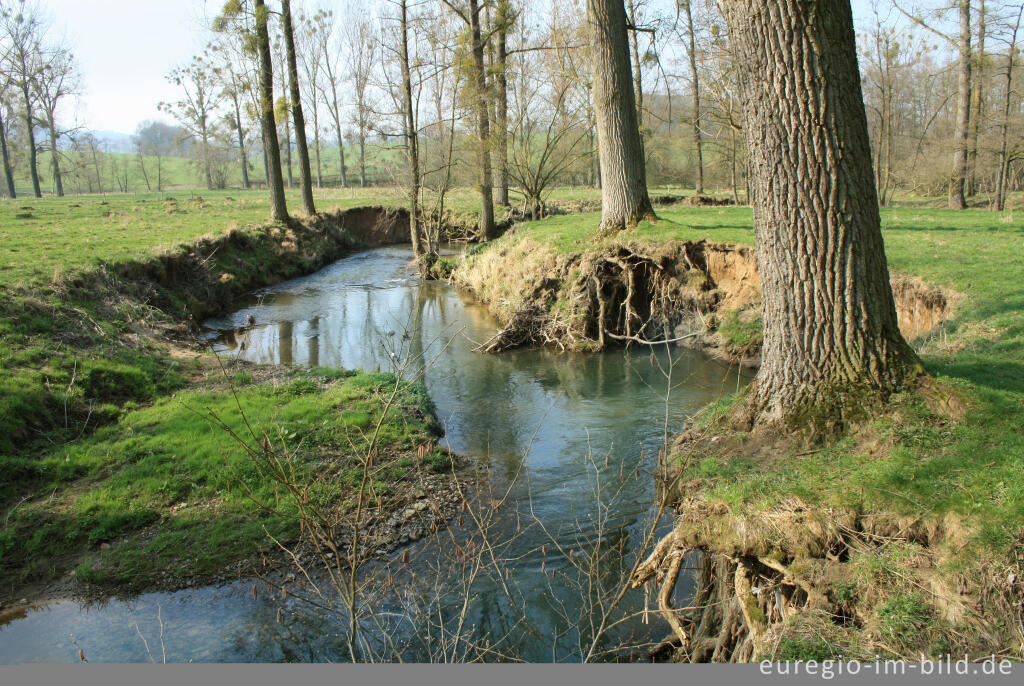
[{"xmin": 605, "ymin": 331, "xmax": 701, "ymax": 346}]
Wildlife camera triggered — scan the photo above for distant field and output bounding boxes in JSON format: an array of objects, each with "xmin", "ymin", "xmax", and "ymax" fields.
[
  {"xmin": 0, "ymin": 186, "xmax": 620, "ymax": 287},
  {"xmin": 0, "ymin": 188, "xmax": 410, "ymax": 286},
  {"xmin": 9, "ymin": 143, "xmax": 405, "ymax": 197},
  {"xmin": 2, "ymin": 185, "xmax": 1018, "ymax": 288}
]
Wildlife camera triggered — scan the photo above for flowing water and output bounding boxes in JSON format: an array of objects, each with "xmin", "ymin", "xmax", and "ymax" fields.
[{"xmin": 0, "ymin": 245, "xmax": 750, "ymax": 663}]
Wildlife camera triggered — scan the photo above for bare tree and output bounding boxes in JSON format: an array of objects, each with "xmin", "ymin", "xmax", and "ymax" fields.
[
  {"xmin": 681, "ymin": 0, "xmax": 704, "ymax": 195},
  {"xmin": 996, "ymin": 4, "xmax": 1023, "ymax": 211},
  {"xmin": 280, "ymin": 0, "xmax": 315, "ymax": 215},
  {"xmin": 396, "ymin": 0, "xmax": 424, "ymax": 263},
  {"xmin": 507, "ymin": 23, "xmax": 589, "ymax": 219},
  {"xmin": 1, "ymin": 0, "xmax": 46, "ymax": 197},
  {"xmin": 160, "ymin": 53, "xmax": 224, "ymax": 191},
  {"xmin": 133, "ymin": 121, "xmax": 180, "ymax": 193},
  {"xmin": 951, "ymin": 0, "xmax": 973, "ymax": 208},
  {"xmin": 209, "ymin": 38, "xmax": 254, "ymax": 191},
  {"xmin": 344, "ymin": 14, "xmax": 377, "ymax": 188},
  {"xmin": 33, "ymin": 44, "xmax": 78, "ymax": 197},
  {"xmin": 895, "ymin": 0, "xmax": 974, "ymax": 208},
  {"xmin": 297, "ymin": 10, "xmax": 324, "ymax": 188},
  {"xmin": 442, "ymin": 0, "xmax": 497, "ymax": 240}
]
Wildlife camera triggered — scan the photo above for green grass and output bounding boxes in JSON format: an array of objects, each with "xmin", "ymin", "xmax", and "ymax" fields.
[
  {"xmin": 0, "ymin": 188, "xmax": 414, "ymax": 287},
  {"xmin": 681, "ymin": 207, "xmax": 1024, "ymax": 556},
  {"xmin": 3, "ymin": 183, "xmax": 1022, "ymax": 600},
  {"xmin": 501, "ymin": 206, "xmax": 755, "ymax": 255},
  {"xmin": 0, "ymin": 185, "xmax": 466, "ymax": 593},
  {"xmin": 497, "ymin": 203, "xmax": 1024, "ymax": 556},
  {"xmin": 1, "ymin": 368, "xmax": 442, "ymax": 590},
  {"xmin": 0, "ymin": 185, "xmax": 618, "ymax": 288}
]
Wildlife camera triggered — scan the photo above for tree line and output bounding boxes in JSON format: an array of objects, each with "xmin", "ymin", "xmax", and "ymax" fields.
[{"xmin": 4, "ymin": 0, "xmax": 1023, "ymax": 217}]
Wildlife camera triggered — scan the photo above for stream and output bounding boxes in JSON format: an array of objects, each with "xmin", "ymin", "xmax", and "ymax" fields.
[{"xmin": 0, "ymin": 244, "xmax": 751, "ymax": 662}]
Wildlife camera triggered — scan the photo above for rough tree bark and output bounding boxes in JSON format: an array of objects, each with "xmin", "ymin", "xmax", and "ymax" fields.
[
  {"xmin": 719, "ymin": 0, "xmax": 921, "ymax": 425},
  {"xmin": 588, "ymin": 0, "xmax": 655, "ymax": 232},
  {"xmin": 0, "ymin": 107, "xmax": 15, "ymax": 198},
  {"xmin": 255, "ymin": 0, "xmax": 288, "ymax": 222},
  {"xmin": 398, "ymin": 0, "xmax": 424, "ymax": 263},
  {"xmin": 950, "ymin": 0, "xmax": 972, "ymax": 210},
  {"xmin": 281, "ymin": 0, "xmax": 316, "ymax": 216},
  {"xmin": 683, "ymin": 0, "xmax": 704, "ymax": 195},
  {"xmin": 996, "ymin": 7, "xmax": 1022, "ymax": 212},
  {"xmin": 468, "ymin": 0, "xmax": 497, "ymax": 240},
  {"xmin": 495, "ymin": 0, "xmax": 511, "ymax": 207}
]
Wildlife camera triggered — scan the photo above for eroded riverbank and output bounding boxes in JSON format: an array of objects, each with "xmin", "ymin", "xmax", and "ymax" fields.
[{"xmin": 0, "ymin": 236, "xmax": 751, "ymax": 662}]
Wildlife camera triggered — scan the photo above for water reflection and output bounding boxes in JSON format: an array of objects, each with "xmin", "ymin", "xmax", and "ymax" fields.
[{"xmin": 0, "ymin": 245, "xmax": 751, "ymax": 662}]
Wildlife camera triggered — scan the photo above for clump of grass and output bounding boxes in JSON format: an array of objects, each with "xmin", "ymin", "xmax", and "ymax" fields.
[
  {"xmin": 879, "ymin": 592, "xmax": 931, "ymax": 638},
  {"xmin": 0, "ymin": 370, "xmax": 442, "ymax": 590},
  {"xmin": 717, "ymin": 308, "xmax": 763, "ymax": 350},
  {"xmin": 775, "ymin": 635, "xmax": 840, "ymax": 662}
]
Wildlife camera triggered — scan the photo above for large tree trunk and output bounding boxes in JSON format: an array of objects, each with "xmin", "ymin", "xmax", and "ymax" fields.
[
  {"xmin": 996, "ymin": 8, "xmax": 1022, "ymax": 212},
  {"xmin": 683, "ymin": 0, "xmax": 704, "ymax": 195},
  {"xmin": 588, "ymin": 0, "xmax": 654, "ymax": 232},
  {"xmin": 282, "ymin": 0, "xmax": 316, "ymax": 215},
  {"xmin": 950, "ymin": 0, "xmax": 972, "ymax": 210},
  {"xmin": 469, "ymin": 0, "xmax": 497, "ymax": 240},
  {"xmin": 495, "ymin": 0, "xmax": 511, "ymax": 207},
  {"xmin": 719, "ymin": 0, "xmax": 920, "ymax": 425},
  {"xmin": 48, "ymin": 124, "xmax": 63, "ymax": 197},
  {"xmin": 967, "ymin": 0, "xmax": 985, "ymax": 198},
  {"xmin": 399, "ymin": 0, "xmax": 423, "ymax": 263},
  {"xmin": 0, "ymin": 108, "xmax": 15, "ymax": 198},
  {"xmin": 21, "ymin": 75, "xmax": 41, "ymax": 198},
  {"xmin": 255, "ymin": 0, "xmax": 288, "ymax": 222}
]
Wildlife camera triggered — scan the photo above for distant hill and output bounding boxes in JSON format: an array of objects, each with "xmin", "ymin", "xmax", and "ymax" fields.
[{"xmin": 90, "ymin": 130, "xmax": 135, "ymax": 154}]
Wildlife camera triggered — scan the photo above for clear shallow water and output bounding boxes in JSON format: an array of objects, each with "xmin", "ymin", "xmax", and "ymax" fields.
[{"xmin": 0, "ymin": 245, "xmax": 750, "ymax": 663}]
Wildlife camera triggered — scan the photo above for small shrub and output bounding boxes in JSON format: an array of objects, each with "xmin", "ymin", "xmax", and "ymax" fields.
[
  {"xmin": 776, "ymin": 635, "xmax": 840, "ymax": 662},
  {"xmin": 232, "ymin": 371, "xmax": 255, "ymax": 386},
  {"xmin": 280, "ymin": 377, "xmax": 319, "ymax": 396},
  {"xmin": 879, "ymin": 592, "xmax": 930, "ymax": 637},
  {"xmin": 718, "ymin": 309, "xmax": 763, "ymax": 350}
]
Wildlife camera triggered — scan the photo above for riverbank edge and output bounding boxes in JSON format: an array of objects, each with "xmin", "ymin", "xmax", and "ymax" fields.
[
  {"xmin": 451, "ymin": 219, "xmax": 1024, "ymax": 662},
  {"xmin": 0, "ymin": 205, "xmax": 480, "ymax": 610}
]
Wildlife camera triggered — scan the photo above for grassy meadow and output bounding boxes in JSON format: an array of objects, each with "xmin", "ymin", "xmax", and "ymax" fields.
[
  {"xmin": 0, "ymin": 185, "xmax": 457, "ymax": 595},
  {"xmin": 497, "ymin": 203, "xmax": 1024, "ymax": 551},
  {"xmin": 480, "ymin": 201, "xmax": 1024, "ymax": 657},
  {"xmin": 2, "ymin": 181, "xmax": 1022, "ymax": 642}
]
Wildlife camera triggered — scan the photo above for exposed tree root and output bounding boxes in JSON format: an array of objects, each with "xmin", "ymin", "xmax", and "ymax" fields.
[
  {"xmin": 456, "ymin": 238, "xmax": 955, "ymax": 368},
  {"xmin": 629, "ymin": 495, "xmax": 1024, "ymax": 662}
]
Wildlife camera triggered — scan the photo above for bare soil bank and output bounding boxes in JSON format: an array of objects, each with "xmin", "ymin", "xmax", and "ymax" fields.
[
  {"xmin": 454, "ymin": 236, "xmax": 956, "ymax": 365},
  {"xmin": 452, "ymin": 233, "xmax": 1017, "ymax": 663}
]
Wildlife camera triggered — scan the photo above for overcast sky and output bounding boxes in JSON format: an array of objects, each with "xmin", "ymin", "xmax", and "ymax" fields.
[{"xmin": 48, "ymin": 0, "xmax": 902, "ymax": 134}]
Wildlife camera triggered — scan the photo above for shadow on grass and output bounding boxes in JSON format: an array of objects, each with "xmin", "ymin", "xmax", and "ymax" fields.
[
  {"xmin": 932, "ymin": 358, "xmax": 1024, "ymax": 394},
  {"xmin": 883, "ymin": 223, "xmax": 1024, "ymax": 235}
]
